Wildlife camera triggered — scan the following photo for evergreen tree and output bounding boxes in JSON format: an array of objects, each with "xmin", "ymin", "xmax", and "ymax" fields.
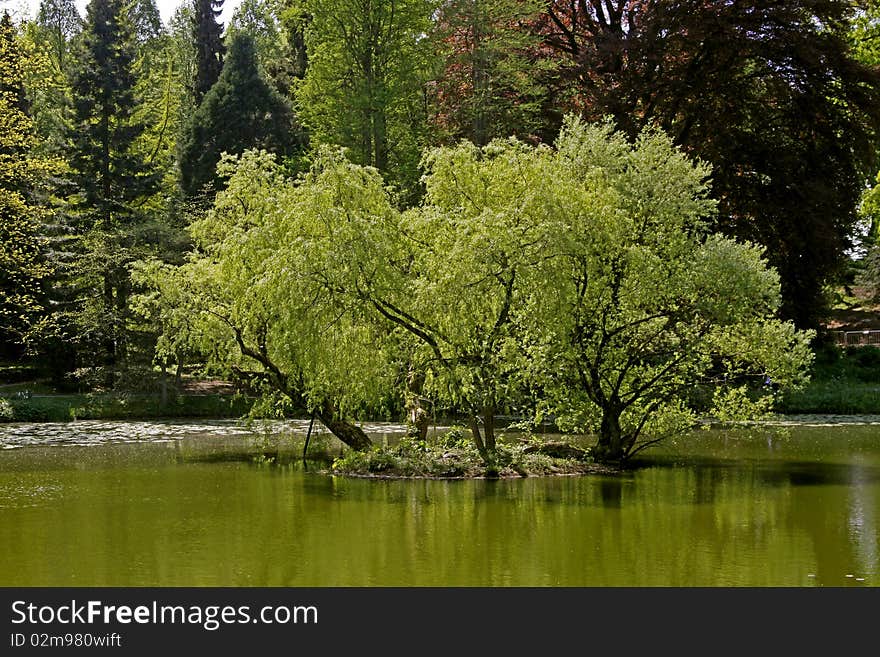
[
  {"xmin": 192, "ymin": 0, "xmax": 225, "ymax": 104},
  {"xmin": 67, "ymin": 0, "xmax": 159, "ymax": 379},
  {"xmin": 178, "ymin": 32, "xmax": 304, "ymax": 197}
]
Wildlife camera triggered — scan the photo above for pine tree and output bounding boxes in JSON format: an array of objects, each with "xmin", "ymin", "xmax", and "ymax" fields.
[
  {"xmin": 67, "ymin": 0, "xmax": 159, "ymax": 379},
  {"xmin": 192, "ymin": 0, "xmax": 225, "ymax": 104},
  {"xmin": 70, "ymin": 0, "xmax": 157, "ymax": 217},
  {"xmin": 178, "ymin": 32, "xmax": 304, "ymax": 197}
]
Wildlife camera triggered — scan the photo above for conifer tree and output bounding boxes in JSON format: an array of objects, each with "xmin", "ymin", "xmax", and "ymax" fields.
[
  {"xmin": 178, "ymin": 32, "xmax": 304, "ymax": 197},
  {"xmin": 192, "ymin": 0, "xmax": 225, "ymax": 104},
  {"xmin": 67, "ymin": 0, "xmax": 159, "ymax": 377}
]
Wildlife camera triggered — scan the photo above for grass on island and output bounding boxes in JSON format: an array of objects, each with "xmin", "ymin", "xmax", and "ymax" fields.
[{"xmin": 330, "ymin": 428, "xmax": 617, "ymax": 479}]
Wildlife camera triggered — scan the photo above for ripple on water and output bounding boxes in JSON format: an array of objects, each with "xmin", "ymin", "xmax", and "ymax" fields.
[{"xmin": 0, "ymin": 482, "xmax": 63, "ymax": 508}]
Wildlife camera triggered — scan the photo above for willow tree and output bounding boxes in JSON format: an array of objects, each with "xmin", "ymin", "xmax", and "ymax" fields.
[
  {"xmin": 518, "ymin": 118, "xmax": 814, "ymax": 462},
  {"xmin": 134, "ymin": 150, "xmax": 396, "ymax": 450},
  {"xmin": 137, "ymin": 118, "xmax": 814, "ymax": 464}
]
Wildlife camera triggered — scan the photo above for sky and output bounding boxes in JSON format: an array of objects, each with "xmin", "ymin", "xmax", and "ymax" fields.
[{"xmin": 6, "ymin": 0, "xmax": 242, "ymax": 27}]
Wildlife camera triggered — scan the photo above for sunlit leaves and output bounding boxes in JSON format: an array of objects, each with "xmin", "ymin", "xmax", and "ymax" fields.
[{"xmin": 137, "ymin": 117, "xmax": 814, "ymax": 462}]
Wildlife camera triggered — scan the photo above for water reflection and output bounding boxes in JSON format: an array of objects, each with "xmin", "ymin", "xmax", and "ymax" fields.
[{"xmin": 0, "ymin": 420, "xmax": 878, "ymax": 586}]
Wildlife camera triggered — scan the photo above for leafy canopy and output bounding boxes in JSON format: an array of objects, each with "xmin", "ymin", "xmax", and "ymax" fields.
[{"xmin": 137, "ymin": 117, "xmax": 813, "ymax": 462}]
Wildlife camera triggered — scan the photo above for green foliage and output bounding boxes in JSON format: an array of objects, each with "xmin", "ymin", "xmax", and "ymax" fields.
[
  {"xmin": 69, "ymin": 0, "xmax": 159, "ymax": 215},
  {"xmin": 178, "ymin": 32, "xmax": 305, "ymax": 197},
  {"xmin": 855, "ymin": 246, "xmax": 880, "ymax": 301},
  {"xmin": 431, "ymin": 0, "xmax": 553, "ymax": 146},
  {"xmin": 777, "ymin": 383, "xmax": 880, "ymax": 415},
  {"xmin": 36, "ymin": 0, "xmax": 81, "ymax": 75},
  {"xmin": 56, "ymin": 0, "xmax": 169, "ymax": 383},
  {"xmin": 330, "ymin": 431, "xmax": 594, "ymax": 478},
  {"xmin": 0, "ymin": 13, "xmax": 59, "ymax": 355},
  {"xmin": 227, "ymin": 0, "xmax": 284, "ymax": 75},
  {"xmin": 128, "ymin": 0, "xmax": 163, "ymax": 44},
  {"xmin": 192, "ymin": 0, "xmax": 225, "ymax": 104},
  {"xmin": 137, "ymin": 117, "xmax": 814, "ymax": 464},
  {"xmin": 134, "ymin": 148, "xmax": 397, "ymax": 424},
  {"xmin": 295, "ymin": 0, "xmax": 436, "ymax": 200}
]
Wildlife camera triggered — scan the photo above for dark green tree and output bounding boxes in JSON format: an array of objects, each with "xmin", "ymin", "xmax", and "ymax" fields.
[
  {"xmin": 192, "ymin": 0, "xmax": 225, "ymax": 104},
  {"xmin": 178, "ymin": 32, "xmax": 305, "ymax": 197},
  {"xmin": 538, "ymin": 0, "xmax": 880, "ymax": 328},
  {"xmin": 67, "ymin": 0, "xmax": 159, "ymax": 379}
]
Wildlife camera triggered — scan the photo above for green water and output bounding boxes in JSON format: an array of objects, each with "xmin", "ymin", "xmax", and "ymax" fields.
[{"xmin": 0, "ymin": 418, "xmax": 878, "ymax": 586}]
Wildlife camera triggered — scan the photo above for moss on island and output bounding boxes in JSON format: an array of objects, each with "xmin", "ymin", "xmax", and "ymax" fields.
[{"xmin": 329, "ymin": 428, "xmax": 619, "ymax": 479}]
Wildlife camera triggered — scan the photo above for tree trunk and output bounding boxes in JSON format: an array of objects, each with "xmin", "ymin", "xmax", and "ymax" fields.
[
  {"xmin": 317, "ymin": 399, "xmax": 373, "ymax": 452},
  {"xmin": 594, "ymin": 406, "xmax": 625, "ymax": 463},
  {"xmin": 469, "ymin": 415, "xmax": 488, "ymax": 460},
  {"xmin": 405, "ymin": 366, "xmax": 428, "ymax": 441},
  {"xmin": 482, "ymin": 403, "xmax": 495, "ymax": 452}
]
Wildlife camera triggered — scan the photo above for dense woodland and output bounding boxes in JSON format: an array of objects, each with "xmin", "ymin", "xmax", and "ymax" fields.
[{"xmin": 4, "ymin": 1, "xmax": 880, "ymax": 461}]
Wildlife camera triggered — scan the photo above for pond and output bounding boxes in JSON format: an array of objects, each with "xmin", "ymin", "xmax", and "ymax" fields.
[{"xmin": 0, "ymin": 417, "xmax": 877, "ymax": 587}]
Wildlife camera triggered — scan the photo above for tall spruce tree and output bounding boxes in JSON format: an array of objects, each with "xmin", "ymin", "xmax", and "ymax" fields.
[
  {"xmin": 192, "ymin": 0, "xmax": 225, "ymax": 104},
  {"xmin": 68, "ymin": 0, "xmax": 159, "ymax": 380},
  {"xmin": 178, "ymin": 32, "xmax": 304, "ymax": 197}
]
